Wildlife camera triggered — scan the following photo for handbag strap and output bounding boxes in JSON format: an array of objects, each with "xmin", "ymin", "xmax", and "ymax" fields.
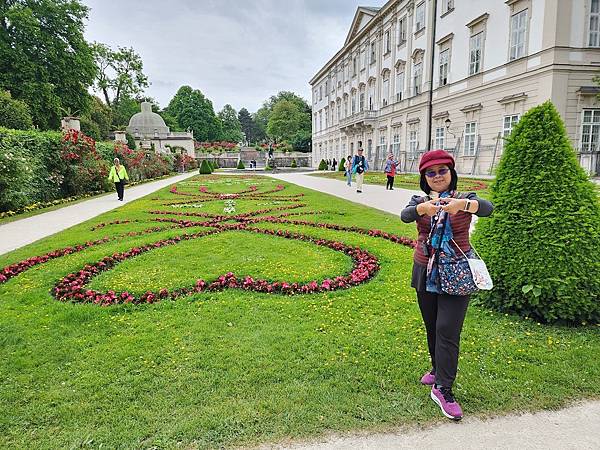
[{"xmin": 450, "ymin": 238, "xmax": 482, "ymax": 260}]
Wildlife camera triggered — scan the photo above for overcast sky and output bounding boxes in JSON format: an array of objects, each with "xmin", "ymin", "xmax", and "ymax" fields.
[{"xmin": 83, "ymin": 0, "xmax": 383, "ymax": 113}]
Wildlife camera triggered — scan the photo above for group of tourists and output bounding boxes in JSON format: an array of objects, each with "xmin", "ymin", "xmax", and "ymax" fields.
[{"xmin": 324, "ymin": 158, "xmax": 338, "ymax": 171}]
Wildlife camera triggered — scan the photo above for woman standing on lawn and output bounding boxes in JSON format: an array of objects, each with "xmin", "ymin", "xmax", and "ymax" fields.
[
  {"xmin": 400, "ymin": 149, "xmax": 493, "ymax": 421},
  {"xmin": 107, "ymin": 157, "xmax": 129, "ymax": 201}
]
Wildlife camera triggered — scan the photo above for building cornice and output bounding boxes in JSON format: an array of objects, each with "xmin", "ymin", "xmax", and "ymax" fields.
[{"xmin": 310, "ymin": 0, "xmax": 410, "ymax": 85}]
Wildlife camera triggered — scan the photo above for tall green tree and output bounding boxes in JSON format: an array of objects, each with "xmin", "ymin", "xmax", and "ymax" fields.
[
  {"xmin": 92, "ymin": 42, "xmax": 149, "ymax": 108},
  {"xmin": 238, "ymin": 107, "xmax": 260, "ymax": 144},
  {"xmin": 259, "ymin": 91, "xmax": 311, "ymax": 150},
  {"xmin": 0, "ymin": 0, "xmax": 97, "ymax": 129},
  {"xmin": 166, "ymin": 86, "xmax": 221, "ymax": 141},
  {"xmin": 218, "ymin": 104, "xmax": 243, "ymax": 142},
  {"xmin": 80, "ymin": 95, "xmax": 112, "ymax": 141},
  {"xmin": 253, "ymin": 108, "xmax": 269, "ymax": 142}
]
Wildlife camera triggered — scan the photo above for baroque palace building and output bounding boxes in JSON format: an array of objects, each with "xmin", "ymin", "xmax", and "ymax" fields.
[{"xmin": 309, "ymin": 0, "xmax": 600, "ymax": 175}]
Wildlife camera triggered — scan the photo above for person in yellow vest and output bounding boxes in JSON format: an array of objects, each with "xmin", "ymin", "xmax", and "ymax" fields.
[{"xmin": 107, "ymin": 157, "xmax": 129, "ymax": 201}]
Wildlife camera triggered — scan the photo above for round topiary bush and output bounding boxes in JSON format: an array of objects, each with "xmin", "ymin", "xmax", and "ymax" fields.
[
  {"xmin": 338, "ymin": 157, "xmax": 346, "ymax": 172},
  {"xmin": 472, "ymin": 101, "xmax": 600, "ymax": 324},
  {"xmin": 318, "ymin": 159, "xmax": 327, "ymax": 170},
  {"xmin": 237, "ymin": 160, "xmax": 245, "ymax": 169},
  {"xmin": 291, "ymin": 159, "xmax": 297, "ymax": 168},
  {"xmin": 199, "ymin": 160, "xmax": 212, "ymax": 174}
]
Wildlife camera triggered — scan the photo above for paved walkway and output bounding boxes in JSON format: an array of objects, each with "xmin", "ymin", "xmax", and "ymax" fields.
[
  {"xmin": 262, "ymin": 401, "xmax": 600, "ymax": 450},
  {"xmin": 266, "ymin": 172, "xmax": 421, "ymax": 217},
  {"xmin": 0, "ymin": 171, "xmax": 197, "ymax": 256}
]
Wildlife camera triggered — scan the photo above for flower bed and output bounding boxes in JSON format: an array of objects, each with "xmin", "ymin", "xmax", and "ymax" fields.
[
  {"xmin": 1, "ymin": 178, "xmax": 416, "ymax": 306},
  {"xmin": 51, "ymin": 226, "xmax": 380, "ymax": 305}
]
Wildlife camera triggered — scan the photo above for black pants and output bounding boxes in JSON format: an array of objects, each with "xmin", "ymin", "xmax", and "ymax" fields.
[
  {"xmin": 115, "ymin": 181, "xmax": 124, "ymax": 200},
  {"xmin": 386, "ymin": 175, "xmax": 394, "ymax": 189},
  {"xmin": 416, "ymin": 290, "xmax": 469, "ymax": 388}
]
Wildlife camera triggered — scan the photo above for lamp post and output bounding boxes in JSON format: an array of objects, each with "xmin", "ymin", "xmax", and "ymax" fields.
[{"xmin": 445, "ymin": 118, "xmax": 456, "ymax": 138}]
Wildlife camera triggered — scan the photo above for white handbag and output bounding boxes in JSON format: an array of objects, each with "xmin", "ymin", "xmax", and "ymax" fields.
[{"xmin": 452, "ymin": 239, "xmax": 494, "ymax": 291}]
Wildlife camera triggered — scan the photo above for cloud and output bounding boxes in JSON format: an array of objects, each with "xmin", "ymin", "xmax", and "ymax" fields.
[{"xmin": 83, "ymin": 0, "xmax": 375, "ymax": 112}]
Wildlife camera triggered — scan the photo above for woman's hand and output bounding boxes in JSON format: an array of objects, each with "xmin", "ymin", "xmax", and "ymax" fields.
[
  {"xmin": 439, "ymin": 198, "xmax": 466, "ymax": 214},
  {"xmin": 416, "ymin": 199, "xmax": 441, "ymax": 216}
]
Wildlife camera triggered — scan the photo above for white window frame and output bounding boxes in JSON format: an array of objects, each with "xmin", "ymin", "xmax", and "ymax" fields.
[
  {"xmin": 359, "ymin": 88, "xmax": 365, "ymax": 112},
  {"xmin": 413, "ymin": 62, "xmax": 422, "ymax": 96},
  {"xmin": 439, "ymin": 49, "xmax": 450, "ymax": 86},
  {"xmin": 395, "ymin": 69, "xmax": 405, "ymax": 101},
  {"xmin": 442, "ymin": 0, "xmax": 454, "ymax": 14},
  {"xmin": 319, "ymin": 86, "xmax": 322, "ymax": 101},
  {"xmin": 370, "ymin": 42, "xmax": 377, "ymax": 64},
  {"xmin": 352, "ymin": 57, "xmax": 357, "ymax": 76},
  {"xmin": 409, "ymin": 130, "xmax": 419, "ymax": 156},
  {"xmin": 351, "ymin": 91, "xmax": 357, "ymax": 115},
  {"xmin": 384, "ymin": 30, "xmax": 391, "ymax": 54},
  {"xmin": 469, "ymin": 32, "xmax": 483, "ymax": 75},
  {"xmin": 509, "ymin": 9, "xmax": 528, "ymax": 61},
  {"xmin": 435, "ymin": 127, "xmax": 445, "ymax": 149},
  {"xmin": 398, "ymin": 17, "xmax": 407, "ymax": 45},
  {"xmin": 392, "ymin": 130, "xmax": 401, "ymax": 153},
  {"xmin": 581, "ymin": 109, "xmax": 600, "ymax": 152},
  {"xmin": 502, "ymin": 114, "xmax": 520, "ymax": 140},
  {"xmin": 590, "ymin": 0, "xmax": 600, "ymax": 47},
  {"xmin": 464, "ymin": 122, "xmax": 478, "ymax": 156},
  {"xmin": 415, "ymin": 2, "xmax": 426, "ymax": 32},
  {"xmin": 382, "ymin": 72, "xmax": 390, "ymax": 107}
]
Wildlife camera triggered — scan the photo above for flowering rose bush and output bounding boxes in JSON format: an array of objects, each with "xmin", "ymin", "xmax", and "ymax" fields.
[{"xmin": 60, "ymin": 130, "xmax": 111, "ymax": 196}]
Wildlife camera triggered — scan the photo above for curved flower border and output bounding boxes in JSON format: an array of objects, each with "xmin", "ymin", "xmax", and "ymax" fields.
[{"xmin": 51, "ymin": 225, "xmax": 380, "ymax": 306}]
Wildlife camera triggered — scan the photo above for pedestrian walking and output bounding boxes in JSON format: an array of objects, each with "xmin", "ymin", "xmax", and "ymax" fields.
[
  {"xmin": 344, "ymin": 154, "xmax": 352, "ymax": 186},
  {"xmin": 400, "ymin": 150, "xmax": 494, "ymax": 421},
  {"xmin": 352, "ymin": 146, "xmax": 368, "ymax": 193},
  {"xmin": 107, "ymin": 157, "xmax": 129, "ymax": 201},
  {"xmin": 383, "ymin": 152, "xmax": 399, "ymax": 190}
]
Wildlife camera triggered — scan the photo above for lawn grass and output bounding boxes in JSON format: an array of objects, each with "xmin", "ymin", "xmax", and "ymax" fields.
[
  {"xmin": 311, "ymin": 171, "xmax": 493, "ymax": 199},
  {"xmin": 1, "ymin": 174, "xmax": 599, "ymax": 449}
]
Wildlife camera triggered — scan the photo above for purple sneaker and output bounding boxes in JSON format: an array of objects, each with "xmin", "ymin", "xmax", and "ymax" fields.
[
  {"xmin": 420, "ymin": 371, "xmax": 436, "ymax": 386},
  {"xmin": 431, "ymin": 385, "xmax": 463, "ymax": 420}
]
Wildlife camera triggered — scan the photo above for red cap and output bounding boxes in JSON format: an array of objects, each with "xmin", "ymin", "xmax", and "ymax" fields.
[{"xmin": 418, "ymin": 149, "xmax": 455, "ymax": 173}]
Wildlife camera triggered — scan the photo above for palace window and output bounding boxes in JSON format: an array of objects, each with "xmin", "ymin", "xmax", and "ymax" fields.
[
  {"xmin": 415, "ymin": 2, "xmax": 426, "ymax": 32},
  {"xmin": 590, "ymin": 0, "xmax": 600, "ymax": 47},
  {"xmin": 581, "ymin": 109, "xmax": 600, "ymax": 151},
  {"xmin": 509, "ymin": 9, "xmax": 528, "ymax": 60},
  {"xmin": 464, "ymin": 122, "xmax": 477, "ymax": 156}
]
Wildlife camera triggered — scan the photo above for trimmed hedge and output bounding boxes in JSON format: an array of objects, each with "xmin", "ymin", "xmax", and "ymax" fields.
[
  {"xmin": 338, "ymin": 158, "xmax": 346, "ymax": 172},
  {"xmin": 237, "ymin": 160, "xmax": 245, "ymax": 169},
  {"xmin": 199, "ymin": 160, "xmax": 212, "ymax": 174},
  {"xmin": 472, "ymin": 101, "xmax": 600, "ymax": 324},
  {"xmin": 291, "ymin": 159, "xmax": 297, "ymax": 168},
  {"xmin": 318, "ymin": 159, "xmax": 327, "ymax": 170}
]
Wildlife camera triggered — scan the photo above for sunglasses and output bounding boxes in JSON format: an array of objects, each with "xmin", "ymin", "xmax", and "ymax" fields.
[{"xmin": 425, "ymin": 168, "xmax": 450, "ymax": 178}]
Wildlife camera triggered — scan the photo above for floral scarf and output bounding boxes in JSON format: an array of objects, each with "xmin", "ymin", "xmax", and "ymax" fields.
[{"xmin": 425, "ymin": 190, "xmax": 456, "ymax": 293}]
